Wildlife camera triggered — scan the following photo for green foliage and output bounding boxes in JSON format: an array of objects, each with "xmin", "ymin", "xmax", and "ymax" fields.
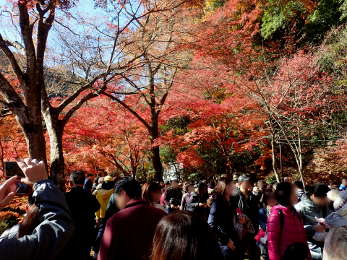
[
  {"xmin": 304, "ymin": 0, "xmax": 346, "ymax": 42},
  {"xmin": 261, "ymin": 0, "xmax": 347, "ymax": 43},
  {"xmin": 265, "ymin": 174, "xmax": 278, "ymax": 184},
  {"xmin": 204, "ymin": 0, "xmax": 226, "ymax": 13},
  {"xmin": 160, "ymin": 145, "xmax": 177, "ymax": 164},
  {"xmin": 0, "ymin": 214, "xmax": 19, "ymax": 235},
  {"xmin": 318, "ymin": 25, "xmax": 347, "ymax": 87},
  {"xmin": 261, "ymin": 0, "xmax": 307, "ymax": 40},
  {"xmin": 341, "ymin": 0, "xmax": 347, "ymax": 20},
  {"xmin": 161, "ymin": 116, "xmax": 190, "ymax": 135}
]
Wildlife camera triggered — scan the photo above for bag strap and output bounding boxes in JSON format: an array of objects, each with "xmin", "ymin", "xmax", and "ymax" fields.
[{"xmin": 278, "ymin": 209, "xmax": 284, "ymax": 230}]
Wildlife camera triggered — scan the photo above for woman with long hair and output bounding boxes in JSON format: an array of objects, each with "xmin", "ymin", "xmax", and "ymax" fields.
[
  {"xmin": 208, "ymin": 177, "xmax": 241, "ymax": 259},
  {"xmin": 142, "ymin": 182, "xmax": 165, "ymax": 211},
  {"xmin": 267, "ymin": 182, "xmax": 310, "ymax": 260},
  {"xmin": 151, "ymin": 211, "xmax": 222, "ymax": 260}
]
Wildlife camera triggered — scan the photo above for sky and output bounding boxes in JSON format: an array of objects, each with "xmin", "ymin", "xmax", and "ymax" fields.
[
  {"xmin": 0, "ymin": 0, "xmax": 114, "ymax": 69},
  {"xmin": 0, "ymin": 0, "xmax": 109, "ymax": 45}
]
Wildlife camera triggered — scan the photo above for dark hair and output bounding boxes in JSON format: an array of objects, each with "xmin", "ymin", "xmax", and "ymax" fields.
[
  {"xmin": 306, "ymin": 184, "xmax": 330, "ymax": 198},
  {"xmin": 70, "ymin": 171, "xmax": 85, "ymax": 185},
  {"xmin": 151, "ymin": 211, "xmax": 222, "ymax": 260},
  {"xmin": 87, "ymin": 173, "xmax": 94, "ymax": 177},
  {"xmin": 114, "ymin": 178, "xmax": 141, "ymax": 199},
  {"xmin": 261, "ymin": 191, "xmax": 276, "ymax": 207},
  {"xmin": 283, "ymin": 242, "xmax": 310, "ymax": 260},
  {"xmin": 102, "ymin": 181, "xmax": 114, "ymax": 190},
  {"xmin": 275, "ymin": 182, "xmax": 294, "ymax": 207},
  {"xmin": 198, "ymin": 182, "xmax": 208, "ymax": 194},
  {"xmin": 294, "ymin": 181, "xmax": 304, "ymax": 190},
  {"xmin": 142, "ymin": 182, "xmax": 162, "ymax": 204}
]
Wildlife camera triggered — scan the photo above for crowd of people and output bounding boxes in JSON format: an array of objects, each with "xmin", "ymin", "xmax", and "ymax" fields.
[{"xmin": 0, "ymin": 158, "xmax": 346, "ymax": 260}]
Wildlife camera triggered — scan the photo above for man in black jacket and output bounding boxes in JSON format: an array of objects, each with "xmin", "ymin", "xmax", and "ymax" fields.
[
  {"xmin": 65, "ymin": 171, "xmax": 100, "ymax": 260},
  {"xmin": 233, "ymin": 174, "xmax": 260, "ymax": 260}
]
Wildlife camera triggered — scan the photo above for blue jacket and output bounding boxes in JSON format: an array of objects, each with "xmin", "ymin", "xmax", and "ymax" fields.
[{"xmin": 0, "ymin": 180, "xmax": 74, "ymax": 260}]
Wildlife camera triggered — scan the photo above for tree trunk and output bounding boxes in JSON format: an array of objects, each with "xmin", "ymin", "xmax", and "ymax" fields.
[
  {"xmin": 42, "ymin": 105, "xmax": 65, "ymax": 189},
  {"xmin": 270, "ymin": 134, "xmax": 280, "ymax": 182},
  {"xmin": 48, "ymin": 126, "xmax": 65, "ymax": 189},
  {"xmin": 151, "ymin": 145, "xmax": 163, "ymax": 181},
  {"xmin": 150, "ymin": 110, "xmax": 163, "ymax": 181}
]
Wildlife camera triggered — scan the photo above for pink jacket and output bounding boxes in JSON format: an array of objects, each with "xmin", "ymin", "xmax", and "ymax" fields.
[{"xmin": 267, "ymin": 205, "xmax": 308, "ymax": 260}]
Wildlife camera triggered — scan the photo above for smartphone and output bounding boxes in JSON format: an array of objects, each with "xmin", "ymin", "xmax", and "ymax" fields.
[{"xmin": 5, "ymin": 161, "xmax": 25, "ymax": 178}]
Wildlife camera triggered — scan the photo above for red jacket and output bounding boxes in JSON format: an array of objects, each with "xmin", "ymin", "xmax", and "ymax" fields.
[
  {"xmin": 98, "ymin": 200, "xmax": 166, "ymax": 260},
  {"xmin": 267, "ymin": 205, "xmax": 308, "ymax": 260}
]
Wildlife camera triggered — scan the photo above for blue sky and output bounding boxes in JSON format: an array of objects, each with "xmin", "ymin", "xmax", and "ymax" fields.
[{"xmin": 0, "ymin": 0, "xmax": 108, "ymax": 44}]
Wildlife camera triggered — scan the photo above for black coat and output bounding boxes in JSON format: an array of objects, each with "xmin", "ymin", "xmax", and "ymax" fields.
[
  {"xmin": 64, "ymin": 186, "xmax": 100, "ymax": 259},
  {"xmin": 232, "ymin": 191, "xmax": 260, "ymax": 227},
  {"xmin": 208, "ymin": 196, "xmax": 239, "ymax": 245}
]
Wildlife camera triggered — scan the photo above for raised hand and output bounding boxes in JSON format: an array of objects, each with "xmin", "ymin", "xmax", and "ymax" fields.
[
  {"xmin": 17, "ymin": 158, "xmax": 48, "ymax": 186},
  {"xmin": 0, "ymin": 176, "xmax": 18, "ymax": 209}
]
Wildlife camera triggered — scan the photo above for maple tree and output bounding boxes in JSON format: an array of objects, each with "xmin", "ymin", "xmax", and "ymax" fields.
[
  {"xmin": 64, "ymin": 97, "xmax": 150, "ymax": 179},
  {"xmin": 101, "ymin": 0, "xmax": 195, "ymax": 181},
  {"xmin": 0, "ymin": 0, "xmax": 191, "ymax": 185},
  {"xmin": 0, "ymin": 0, "xmax": 345, "ymax": 185}
]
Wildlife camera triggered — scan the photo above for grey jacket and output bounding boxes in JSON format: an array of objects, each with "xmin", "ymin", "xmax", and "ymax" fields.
[
  {"xmin": 295, "ymin": 196, "xmax": 333, "ymax": 237},
  {"xmin": 295, "ymin": 196, "xmax": 333, "ymax": 259},
  {"xmin": 0, "ymin": 180, "xmax": 74, "ymax": 260}
]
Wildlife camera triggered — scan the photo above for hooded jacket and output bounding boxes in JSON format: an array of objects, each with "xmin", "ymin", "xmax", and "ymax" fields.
[{"xmin": 0, "ymin": 180, "xmax": 74, "ymax": 260}]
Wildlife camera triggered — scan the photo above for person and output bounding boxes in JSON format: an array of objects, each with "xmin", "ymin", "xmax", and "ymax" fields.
[
  {"xmin": 163, "ymin": 178, "xmax": 182, "ymax": 213},
  {"xmin": 84, "ymin": 173, "xmax": 95, "ymax": 193},
  {"xmin": 233, "ymin": 175, "xmax": 260, "ymax": 227},
  {"xmin": 94, "ymin": 177, "xmax": 105, "ymax": 192},
  {"xmin": 294, "ymin": 181, "xmax": 306, "ymax": 202},
  {"xmin": 190, "ymin": 182, "xmax": 210, "ymax": 221},
  {"xmin": 0, "ymin": 158, "xmax": 74, "ymax": 259},
  {"xmin": 254, "ymin": 180, "xmax": 265, "ymax": 203},
  {"xmin": 257, "ymin": 180, "xmax": 266, "ymax": 192},
  {"xmin": 180, "ymin": 182, "xmax": 195, "ymax": 211},
  {"xmin": 64, "ymin": 171, "xmax": 100, "ymax": 260},
  {"xmin": 94, "ymin": 176, "xmax": 114, "ymax": 222},
  {"xmin": 151, "ymin": 211, "xmax": 223, "ymax": 260},
  {"xmin": 295, "ymin": 184, "xmax": 332, "ymax": 260},
  {"xmin": 142, "ymin": 182, "xmax": 165, "ymax": 211},
  {"xmin": 232, "ymin": 174, "xmax": 260, "ymax": 260},
  {"xmin": 94, "ymin": 186, "xmax": 120, "ymax": 254},
  {"xmin": 98, "ymin": 178, "xmax": 166, "ymax": 260},
  {"xmin": 159, "ymin": 181, "xmax": 170, "ymax": 207},
  {"xmin": 255, "ymin": 192, "xmax": 277, "ymax": 260},
  {"xmin": 323, "ymin": 189, "xmax": 347, "ymax": 260},
  {"xmin": 208, "ymin": 177, "xmax": 241, "ymax": 260},
  {"xmin": 283, "ymin": 177, "xmax": 290, "ymax": 183},
  {"xmin": 267, "ymin": 182, "xmax": 310, "ymax": 260},
  {"xmin": 339, "ymin": 178, "xmax": 347, "ymax": 191}
]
